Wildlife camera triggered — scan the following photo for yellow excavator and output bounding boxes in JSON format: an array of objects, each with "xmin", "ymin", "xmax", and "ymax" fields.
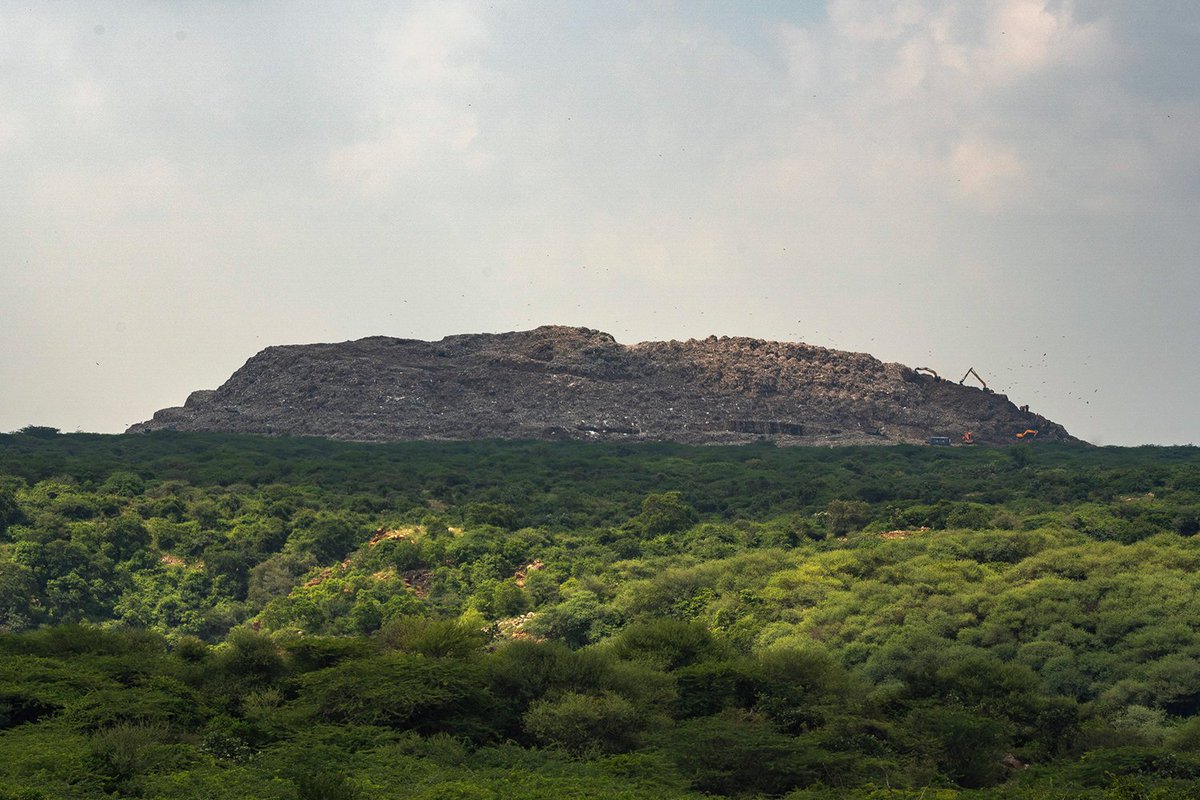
[
  {"xmin": 959, "ymin": 367, "xmax": 993, "ymax": 393},
  {"xmin": 914, "ymin": 367, "xmax": 941, "ymax": 380},
  {"xmin": 1016, "ymin": 429, "xmax": 1039, "ymax": 439}
]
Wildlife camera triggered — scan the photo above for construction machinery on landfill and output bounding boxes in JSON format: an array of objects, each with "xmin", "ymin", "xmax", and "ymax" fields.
[
  {"xmin": 959, "ymin": 367, "xmax": 993, "ymax": 393},
  {"xmin": 916, "ymin": 365, "xmax": 995, "ymax": 396}
]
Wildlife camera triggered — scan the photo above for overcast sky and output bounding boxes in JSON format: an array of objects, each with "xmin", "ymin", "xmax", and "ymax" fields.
[{"xmin": 2, "ymin": 1, "xmax": 1198, "ymax": 445}]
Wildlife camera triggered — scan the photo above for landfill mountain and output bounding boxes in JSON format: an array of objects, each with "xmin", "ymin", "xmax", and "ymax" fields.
[{"xmin": 127, "ymin": 326, "xmax": 1076, "ymax": 445}]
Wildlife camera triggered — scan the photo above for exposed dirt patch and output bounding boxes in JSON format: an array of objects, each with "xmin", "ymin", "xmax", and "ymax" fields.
[
  {"xmin": 401, "ymin": 570, "xmax": 432, "ymax": 597},
  {"xmin": 368, "ymin": 527, "xmax": 420, "ymax": 547},
  {"xmin": 513, "ymin": 560, "xmax": 544, "ymax": 588},
  {"xmin": 880, "ymin": 528, "xmax": 931, "ymax": 540},
  {"xmin": 491, "ymin": 612, "xmax": 543, "ymax": 646}
]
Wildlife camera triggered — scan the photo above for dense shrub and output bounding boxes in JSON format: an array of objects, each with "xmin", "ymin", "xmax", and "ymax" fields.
[{"xmin": 0, "ymin": 435, "xmax": 1199, "ymax": 796}]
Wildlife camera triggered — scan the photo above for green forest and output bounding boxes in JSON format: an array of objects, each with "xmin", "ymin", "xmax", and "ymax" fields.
[{"xmin": 2, "ymin": 429, "xmax": 1200, "ymax": 798}]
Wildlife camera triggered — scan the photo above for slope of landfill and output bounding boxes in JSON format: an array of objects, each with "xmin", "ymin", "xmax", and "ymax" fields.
[{"xmin": 128, "ymin": 326, "xmax": 1076, "ymax": 445}]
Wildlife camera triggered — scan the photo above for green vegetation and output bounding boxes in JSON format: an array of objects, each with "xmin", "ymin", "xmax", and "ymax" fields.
[{"xmin": 2, "ymin": 430, "xmax": 1200, "ymax": 797}]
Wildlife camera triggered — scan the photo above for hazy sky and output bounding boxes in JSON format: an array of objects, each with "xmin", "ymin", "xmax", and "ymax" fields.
[{"xmin": 2, "ymin": 1, "xmax": 1198, "ymax": 445}]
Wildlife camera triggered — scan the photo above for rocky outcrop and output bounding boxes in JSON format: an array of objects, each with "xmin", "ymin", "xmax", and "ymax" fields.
[{"xmin": 127, "ymin": 325, "xmax": 1077, "ymax": 445}]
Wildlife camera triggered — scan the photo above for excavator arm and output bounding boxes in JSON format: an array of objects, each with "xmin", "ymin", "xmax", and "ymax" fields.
[{"xmin": 959, "ymin": 367, "xmax": 991, "ymax": 392}]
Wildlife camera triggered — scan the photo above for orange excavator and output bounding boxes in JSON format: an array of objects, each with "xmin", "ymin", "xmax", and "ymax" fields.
[
  {"xmin": 1016, "ymin": 429, "xmax": 1039, "ymax": 439},
  {"xmin": 962, "ymin": 431, "xmax": 975, "ymax": 445}
]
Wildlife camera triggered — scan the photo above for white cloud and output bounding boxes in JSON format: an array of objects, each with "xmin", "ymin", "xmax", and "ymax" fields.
[
  {"xmin": 949, "ymin": 136, "xmax": 1027, "ymax": 204},
  {"xmin": 0, "ymin": 114, "xmax": 22, "ymax": 149},
  {"xmin": 63, "ymin": 77, "xmax": 106, "ymax": 115},
  {"xmin": 980, "ymin": 0, "xmax": 1106, "ymax": 78},
  {"xmin": 381, "ymin": 1, "xmax": 488, "ymax": 90},
  {"xmin": 324, "ymin": 1, "xmax": 492, "ymax": 191},
  {"xmin": 770, "ymin": 0, "xmax": 1130, "ymax": 214},
  {"xmin": 31, "ymin": 157, "xmax": 196, "ymax": 228},
  {"xmin": 325, "ymin": 104, "xmax": 483, "ymax": 191}
]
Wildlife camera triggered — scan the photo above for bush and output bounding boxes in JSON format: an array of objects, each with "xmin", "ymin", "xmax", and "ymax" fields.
[
  {"xmin": 629, "ymin": 493, "xmax": 698, "ymax": 536},
  {"xmin": 99, "ymin": 515, "xmax": 151, "ymax": 562},
  {"xmin": 1071, "ymin": 746, "xmax": 1200, "ymax": 786},
  {"xmin": 826, "ymin": 500, "xmax": 872, "ymax": 536},
  {"xmin": 526, "ymin": 592, "xmax": 621, "ymax": 649},
  {"xmin": 88, "ymin": 722, "xmax": 175, "ymax": 787},
  {"xmin": 378, "ymin": 617, "xmax": 486, "ymax": 659},
  {"xmin": 295, "ymin": 773, "xmax": 361, "ymax": 800},
  {"xmin": 214, "ymin": 629, "xmax": 286, "ymax": 685},
  {"xmin": 609, "ymin": 619, "xmax": 722, "ymax": 671},
  {"xmin": 666, "ymin": 709, "xmax": 821, "ymax": 796},
  {"xmin": 16, "ymin": 426, "xmax": 59, "ymax": 438},
  {"xmin": 296, "ymin": 653, "xmax": 492, "ymax": 738},
  {"xmin": 288, "ymin": 513, "xmax": 363, "ymax": 564},
  {"xmin": 523, "ymin": 691, "xmax": 644, "ymax": 755},
  {"xmin": 0, "ymin": 488, "xmax": 23, "ymax": 534},
  {"xmin": 672, "ymin": 660, "xmax": 754, "ymax": 719},
  {"xmin": 279, "ymin": 634, "xmax": 376, "ymax": 671},
  {"xmin": 905, "ymin": 706, "xmax": 1009, "ymax": 788}
]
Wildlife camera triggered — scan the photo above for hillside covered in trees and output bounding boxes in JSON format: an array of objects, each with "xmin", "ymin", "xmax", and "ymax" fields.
[{"xmin": 2, "ymin": 430, "xmax": 1200, "ymax": 798}]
